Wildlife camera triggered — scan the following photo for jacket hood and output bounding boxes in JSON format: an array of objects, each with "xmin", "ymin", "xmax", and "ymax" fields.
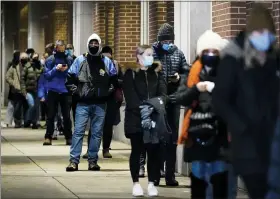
[
  {"xmin": 87, "ymin": 33, "xmax": 102, "ymax": 56},
  {"xmin": 152, "ymin": 42, "xmax": 178, "ymax": 55},
  {"xmin": 120, "ymin": 61, "xmax": 162, "ymax": 74}
]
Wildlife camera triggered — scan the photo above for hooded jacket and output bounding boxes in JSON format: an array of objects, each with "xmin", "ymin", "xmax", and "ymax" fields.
[
  {"xmin": 66, "ymin": 33, "xmax": 117, "ymax": 104},
  {"xmin": 121, "ymin": 62, "xmax": 167, "ymax": 137},
  {"xmin": 212, "ymin": 31, "xmax": 279, "ymax": 175}
]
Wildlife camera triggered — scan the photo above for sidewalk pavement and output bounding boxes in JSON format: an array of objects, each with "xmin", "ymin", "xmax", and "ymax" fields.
[{"xmin": 1, "ymin": 127, "xmax": 192, "ymax": 199}]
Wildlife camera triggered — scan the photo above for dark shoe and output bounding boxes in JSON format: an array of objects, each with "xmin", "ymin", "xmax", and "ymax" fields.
[
  {"xmin": 32, "ymin": 124, "xmax": 39, "ymax": 129},
  {"xmin": 82, "ymin": 151, "xmax": 88, "ymax": 159},
  {"xmin": 24, "ymin": 122, "xmax": 31, "ymax": 128},
  {"xmin": 66, "ymin": 139, "xmax": 72, "ymax": 146},
  {"xmin": 190, "ymin": 173, "xmax": 207, "ymax": 199},
  {"xmin": 66, "ymin": 162, "xmax": 78, "ymax": 172},
  {"xmin": 154, "ymin": 179, "xmax": 160, "ymax": 186},
  {"xmin": 88, "ymin": 162, "xmax": 101, "ymax": 171},
  {"xmin": 103, "ymin": 149, "xmax": 112, "ymax": 158},
  {"xmin": 43, "ymin": 138, "xmax": 52, "ymax": 145},
  {"xmin": 166, "ymin": 178, "xmax": 179, "ymax": 186},
  {"xmin": 139, "ymin": 167, "xmax": 145, "ymax": 178},
  {"xmin": 210, "ymin": 171, "xmax": 228, "ymax": 198}
]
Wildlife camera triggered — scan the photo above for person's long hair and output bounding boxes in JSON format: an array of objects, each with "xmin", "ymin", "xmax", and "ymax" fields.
[{"xmin": 12, "ymin": 50, "xmax": 20, "ymax": 66}]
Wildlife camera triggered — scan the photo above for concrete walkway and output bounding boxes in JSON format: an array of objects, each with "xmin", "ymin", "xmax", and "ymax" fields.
[{"xmin": 1, "ymin": 127, "xmax": 192, "ymax": 199}]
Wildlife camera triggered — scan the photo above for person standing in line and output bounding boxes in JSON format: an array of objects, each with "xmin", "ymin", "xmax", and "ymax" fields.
[
  {"xmin": 122, "ymin": 45, "xmax": 171, "ymax": 197},
  {"xmin": 65, "ymin": 33, "xmax": 117, "ymax": 172},
  {"xmin": 169, "ymin": 30, "xmax": 229, "ymax": 199},
  {"xmin": 82, "ymin": 45, "xmax": 123, "ymax": 159},
  {"xmin": 152, "ymin": 23, "xmax": 190, "ymax": 186},
  {"xmin": 5, "ymin": 50, "xmax": 20, "ymax": 127},
  {"xmin": 6, "ymin": 52, "xmax": 29, "ymax": 128},
  {"xmin": 212, "ymin": 4, "xmax": 279, "ymax": 199},
  {"xmin": 43, "ymin": 40, "xmax": 73, "ymax": 146}
]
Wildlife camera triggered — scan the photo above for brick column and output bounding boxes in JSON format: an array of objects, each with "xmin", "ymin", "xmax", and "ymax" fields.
[
  {"xmin": 105, "ymin": 1, "xmax": 115, "ymax": 48},
  {"xmin": 114, "ymin": 1, "xmax": 141, "ymax": 64},
  {"xmin": 149, "ymin": 1, "xmax": 167, "ymax": 44},
  {"xmin": 212, "ymin": 2, "xmax": 246, "ymax": 38},
  {"xmin": 93, "ymin": 1, "xmax": 106, "ymax": 43},
  {"xmin": 52, "ymin": 2, "xmax": 69, "ymax": 43},
  {"xmin": 166, "ymin": 1, "xmax": 174, "ymax": 27}
]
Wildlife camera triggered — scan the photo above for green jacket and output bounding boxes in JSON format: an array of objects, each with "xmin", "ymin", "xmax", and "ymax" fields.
[
  {"xmin": 20, "ymin": 63, "xmax": 43, "ymax": 95},
  {"xmin": 6, "ymin": 64, "xmax": 23, "ymax": 93}
]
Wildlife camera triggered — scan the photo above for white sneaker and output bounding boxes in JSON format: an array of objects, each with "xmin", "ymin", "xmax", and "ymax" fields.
[
  {"xmin": 132, "ymin": 183, "xmax": 144, "ymax": 197},
  {"xmin": 148, "ymin": 182, "xmax": 158, "ymax": 197}
]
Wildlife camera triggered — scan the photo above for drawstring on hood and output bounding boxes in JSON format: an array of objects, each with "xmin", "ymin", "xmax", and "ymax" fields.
[{"xmin": 87, "ymin": 33, "xmax": 102, "ymax": 56}]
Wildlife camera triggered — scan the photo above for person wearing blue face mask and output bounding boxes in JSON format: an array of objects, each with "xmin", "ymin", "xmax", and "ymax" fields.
[
  {"xmin": 66, "ymin": 44, "xmax": 77, "ymax": 61},
  {"xmin": 212, "ymin": 3, "xmax": 279, "ymax": 199},
  {"xmin": 152, "ymin": 23, "xmax": 191, "ymax": 187},
  {"xmin": 121, "ymin": 45, "xmax": 169, "ymax": 197}
]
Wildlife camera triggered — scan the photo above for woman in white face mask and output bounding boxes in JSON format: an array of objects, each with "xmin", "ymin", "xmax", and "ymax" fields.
[{"xmin": 121, "ymin": 45, "xmax": 169, "ymax": 197}]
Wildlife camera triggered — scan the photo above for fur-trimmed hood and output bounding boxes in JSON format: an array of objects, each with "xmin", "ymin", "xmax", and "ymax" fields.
[
  {"xmin": 220, "ymin": 31, "xmax": 277, "ymax": 69},
  {"xmin": 120, "ymin": 61, "xmax": 162, "ymax": 74}
]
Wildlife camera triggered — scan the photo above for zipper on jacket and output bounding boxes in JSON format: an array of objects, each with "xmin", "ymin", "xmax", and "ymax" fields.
[{"xmin": 145, "ymin": 71, "xmax": 150, "ymax": 99}]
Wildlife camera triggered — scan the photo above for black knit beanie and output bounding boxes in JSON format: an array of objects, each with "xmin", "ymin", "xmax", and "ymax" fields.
[
  {"xmin": 246, "ymin": 3, "xmax": 275, "ymax": 34},
  {"xmin": 157, "ymin": 23, "xmax": 175, "ymax": 41}
]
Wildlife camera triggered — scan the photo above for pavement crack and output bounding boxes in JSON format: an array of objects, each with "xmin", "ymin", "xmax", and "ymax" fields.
[
  {"xmin": 26, "ymin": 156, "xmax": 48, "ymax": 173},
  {"xmin": 1, "ymin": 136, "xmax": 25, "ymax": 155},
  {"xmin": 53, "ymin": 177, "xmax": 80, "ymax": 199}
]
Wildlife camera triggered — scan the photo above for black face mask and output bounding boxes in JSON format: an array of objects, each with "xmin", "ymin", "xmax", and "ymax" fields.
[
  {"xmin": 201, "ymin": 55, "xmax": 220, "ymax": 68},
  {"xmin": 20, "ymin": 59, "xmax": 28, "ymax": 65},
  {"xmin": 89, "ymin": 46, "xmax": 99, "ymax": 55}
]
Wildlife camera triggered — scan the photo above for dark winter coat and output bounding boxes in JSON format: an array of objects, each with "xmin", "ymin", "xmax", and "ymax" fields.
[
  {"xmin": 212, "ymin": 31, "xmax": 279, "ymax": 175},
  {"xmin": 20, "ymin": 62, "xmax": 43, "ymax": 95},
  {"xmin": 152, "ymin": 42, "xmax": 190, "ymax": 94},
  {"xmin": 174, "ymin": 62, "xmax": 228, "ymax": 162},
  {"xmin": 121, "ymin": 62, "xmax": 167, "ymax": 138}
]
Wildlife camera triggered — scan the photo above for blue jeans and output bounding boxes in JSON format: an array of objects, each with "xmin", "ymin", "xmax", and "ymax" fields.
[
  {"xmin": 25, "ymin": 93, "xmax": 39, "ymax": 124},
  {"xmin": 70, "ymin": 103, "xmax": 106, "ymax": 164},
  {"xmin": 192, "ymin": 160, "xmax": 227, "ymax": 199}
]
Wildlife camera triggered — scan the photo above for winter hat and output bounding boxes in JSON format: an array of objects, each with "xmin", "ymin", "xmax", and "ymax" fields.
[
  {"xmin": 220, "ymin": 39, "xmax": 230, "ymax": 50},
  {"xmin": 196, "ymin": 30, "xmax": 223, "ymax": 56},
  {"xmin": 87, "ymin": 33, "xmax": 102, "ymax": 56},
  {"xmin": 157, "ymin": 23, "xmax": 175, "ymax": 41},
  {"xmin": 246, "ymin": 3, "xmax": 275, "ymax": 34}
]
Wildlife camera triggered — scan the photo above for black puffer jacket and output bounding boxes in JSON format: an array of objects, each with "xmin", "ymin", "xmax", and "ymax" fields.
[
  {"xmin": 121, "ymin": 62, "xmax": 167, "ymax": 138},
  {"xmin": 153, "ymin": 42, "xmax": 190, "ymax": 94}
]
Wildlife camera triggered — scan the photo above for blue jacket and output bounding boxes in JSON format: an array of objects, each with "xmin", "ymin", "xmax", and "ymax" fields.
[
  {"xmin": 44, "ymin": 54, "xmax": 73, "ymax": 93},
  {"xmin": 68, "ymin": 54, "xmax": 117, "ymax": 77},
  {"xmin": 37, "ymin": 73, "xmax": 48, "ymax": 100}
]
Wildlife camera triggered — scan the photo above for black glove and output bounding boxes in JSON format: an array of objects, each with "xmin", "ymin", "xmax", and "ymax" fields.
[{"xmin": 168, "ymin": 94, "xmax": 177, "ymax": 104}]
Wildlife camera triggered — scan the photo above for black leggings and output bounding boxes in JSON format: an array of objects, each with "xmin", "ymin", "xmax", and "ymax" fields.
[{"xmin": 130, "ymin": 134, "xmax": 160, "ymax": 183}]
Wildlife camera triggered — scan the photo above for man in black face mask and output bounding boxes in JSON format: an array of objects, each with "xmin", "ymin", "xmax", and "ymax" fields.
[
  {"xmin": 43, "ymin": 40, "xmax": 74, "ymax": 146},
  {"xmin": 6, "ymin": 52, "xmax": 29, "ymax": 128},
  {"xmin": 65, "ymin": 33, "xmax": 117, "ymax": 172}
]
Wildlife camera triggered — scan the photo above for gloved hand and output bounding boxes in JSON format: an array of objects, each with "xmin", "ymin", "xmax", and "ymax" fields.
[
  {"xmin": 204, "ymin": 81, "xmax": 215, "ymax": 93},
  {"xmin": 168, "ymin": 94, "xmax": 177, "ymax": 104},
  {"xmin": 142, "ymin": 118, "xmax": 152, "ymax": 129},
  {"xmin": 108, "ymin": 84, "xmax": 114, "ymax": 94}
]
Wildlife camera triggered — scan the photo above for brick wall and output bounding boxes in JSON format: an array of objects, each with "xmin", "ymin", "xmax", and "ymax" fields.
[
  {"xmin": 114, "ymin": 1, "xmax": 141, "ymax": 64},
  {"xmin": 52, "ymin": 2, "xmax": 69, "ymax": 43},
  {"xmin": 149, "ymin": 1, "xmax": 167, "ymax": 44},
  {"xmin": 273, "ymin": 2, "xmax": 280, "ymax": 45},
  {"xmin": 93, "ymin": 1, "xmax": 106, "ymax": 43},
  {"xmin": 106, "ymin": 1, "xmax": 115, "ymax": 49},
  {"xmin": 212, "ymin": 2, "xmax": 246, "ymax": 38},
  {"xmin": 166, "ymin": 1, "xmax": 174, "ymax": 27}
]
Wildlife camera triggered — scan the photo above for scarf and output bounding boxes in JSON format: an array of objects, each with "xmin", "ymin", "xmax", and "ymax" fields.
[{"xmin": 177, "ymin": 60, "xmax": 203, "ymax": 145}]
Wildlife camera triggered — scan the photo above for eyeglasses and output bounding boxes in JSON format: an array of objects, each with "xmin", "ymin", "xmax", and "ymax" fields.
[{"xmin": 66, "ymin": 48, "xmax": 73, "ymax": 50}]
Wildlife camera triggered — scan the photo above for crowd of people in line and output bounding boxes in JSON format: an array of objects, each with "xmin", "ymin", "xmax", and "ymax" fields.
[{"xmin": 4, "ymin": 3, "xmax": 280, "ymax": 199}]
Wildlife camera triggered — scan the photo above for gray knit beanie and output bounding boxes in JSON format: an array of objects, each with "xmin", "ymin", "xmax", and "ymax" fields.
[{"xmin": 157, "ymin": 23, "xmax": 175, "ymax": 41}]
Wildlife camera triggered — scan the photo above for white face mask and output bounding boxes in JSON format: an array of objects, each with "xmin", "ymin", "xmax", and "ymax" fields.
[{"xmin": 143, "ymin": 56, "xmax": 154, "ymax": 67}]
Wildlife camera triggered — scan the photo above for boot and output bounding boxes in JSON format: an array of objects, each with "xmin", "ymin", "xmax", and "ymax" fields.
[
  {"xmin": 210, "ymin": 171, "xmax": 228, "ymax": 199},
  {"xmin": 190, "ymin": 173, "xmax": 207, "ymax": 199},
  {"xmin": 66, "ymin": 162, "xmax": 78, "ymax": 172},
  {"xmin": 43, "ymin": 138, "xmax": 52, "ymax": 146},
  {"xmin": 103, "ymin": 149, "xmax": 112, "ymax": 158}
]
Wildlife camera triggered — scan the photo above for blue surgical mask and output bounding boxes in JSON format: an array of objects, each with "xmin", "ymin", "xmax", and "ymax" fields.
[
  {"xmin": 249, "ymin": 32, "xmax": 276, "ymax": 52},
  {"xmin": 162, "ymin": 43, "xmax": 173, "ymax": 51},
  {"xmin": 143, "ymin": 56, "xmax": 154, "ymax": 67}
]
